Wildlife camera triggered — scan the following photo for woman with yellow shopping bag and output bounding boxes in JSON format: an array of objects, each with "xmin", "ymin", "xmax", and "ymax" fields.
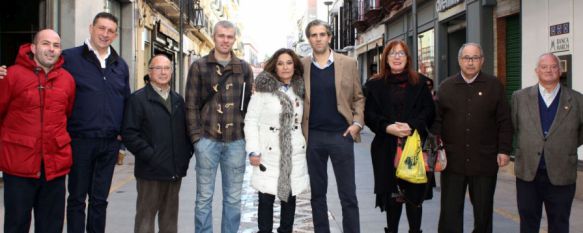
[{"xmin": 364, "ymin": 40, "xmax": 435, "ymax": 233}]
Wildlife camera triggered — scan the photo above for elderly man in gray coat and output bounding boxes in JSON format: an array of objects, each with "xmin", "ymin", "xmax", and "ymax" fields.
[{"xmin": 511, "ymin": 52, "xmax": 583, "ymax": 233}]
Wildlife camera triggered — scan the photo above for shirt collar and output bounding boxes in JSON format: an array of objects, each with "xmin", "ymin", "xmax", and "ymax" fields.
[
  {"xmin": 151, "ymin": 82, "xmax": 170, "ymax": 100},
  {"xmin": 311, "ymin": 49, "xmax": 334, "ymax": 69},
  {"xmin": 538, "ymin": 83, "xmax": 560, "ymax": 96},
  {"xmin": 460, "ymin": 72, "xmax": 479, "ymax": 84},
  {"xmin": 85, "ymin": 38, "xmax": 111, "ymax": 68}
]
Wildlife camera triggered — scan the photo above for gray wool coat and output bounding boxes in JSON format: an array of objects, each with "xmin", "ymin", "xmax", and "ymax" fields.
[{"xmin": 511, "ymin": 84, "xmax": 583, "ymax": 185}]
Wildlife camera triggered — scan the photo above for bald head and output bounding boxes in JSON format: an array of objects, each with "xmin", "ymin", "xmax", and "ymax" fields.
[
  {"xmin": 31, "ymin": 29, "xmax": 62, "ymax": 72},
  {"xmin": 148, "ymin": 54, "xmax": 173, "ymax": 88},
  {"xmin": 33, "ymin": 29, "xmax": 60, "ymax": 45},
  {"xmin": 535, "ymin": 53, "xmax": 561, "ymax": 87}
]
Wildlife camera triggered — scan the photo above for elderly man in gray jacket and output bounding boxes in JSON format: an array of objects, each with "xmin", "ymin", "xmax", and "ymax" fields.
[{"xmin": 511, "ymin": 52, "xmax": 583, "ymax": 233}]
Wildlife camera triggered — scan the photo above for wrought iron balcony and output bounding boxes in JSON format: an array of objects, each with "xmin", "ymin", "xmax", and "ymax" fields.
[
  {"xmin": 352, "ymin": 0, "xmax": 403, "ymax": 32},
  {"xmin": 147, "ymin": 0, "xmax": 206, "ymax": 32}
]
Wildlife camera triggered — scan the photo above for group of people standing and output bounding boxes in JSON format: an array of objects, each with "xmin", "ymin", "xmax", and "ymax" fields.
[
  {"xmin": 0, "ymin": 13, "xmax": 582, "ymax": 233},
  {"xmin": 365, "ymin": 39, "xmax": 582, "ymax": 233}
]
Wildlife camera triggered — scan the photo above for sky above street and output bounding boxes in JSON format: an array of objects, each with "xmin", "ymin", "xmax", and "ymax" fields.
[{"xmin": 239, "ymin": 0, "xmax": 298, "ymax": 60}]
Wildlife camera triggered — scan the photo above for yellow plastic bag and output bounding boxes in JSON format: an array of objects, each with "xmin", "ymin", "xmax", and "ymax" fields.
[{"xmin": 396, "ymin": 130, "xmax": 428, "ymax": 184}]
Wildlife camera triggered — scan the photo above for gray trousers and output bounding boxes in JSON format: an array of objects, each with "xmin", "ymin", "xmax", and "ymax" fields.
[{"xmin": 135, "ymin": 178, "xmax": 182, "ymax": 233}]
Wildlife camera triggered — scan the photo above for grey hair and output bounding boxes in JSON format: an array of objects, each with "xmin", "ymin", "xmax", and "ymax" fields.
[
  {"xmin": 213, "ymin": 20, "xmax": 236, "ymax": 37},
  {"xmin": 457, "ymin": 42, "xmax": 484, "ymax": 58},
  {"xmin": 536, "ymin": 53, "xmax": 561, "ymax": 72},
  {"xmin": 304, "ymin": 19, "xmax": 332, "ymax": 38}
]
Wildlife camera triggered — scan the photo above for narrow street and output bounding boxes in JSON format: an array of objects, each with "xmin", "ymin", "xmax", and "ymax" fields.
[{"xmin": 1, "ymin": 128, "xmax": 582, "ymax": 232}]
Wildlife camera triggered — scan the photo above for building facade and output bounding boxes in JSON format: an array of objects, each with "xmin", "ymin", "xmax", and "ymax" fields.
[{"xmin": 0, "ymin": 0, "xmax": 135, "ymax": 87}]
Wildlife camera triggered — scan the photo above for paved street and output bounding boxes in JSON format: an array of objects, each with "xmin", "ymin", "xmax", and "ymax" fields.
[{"xmin": 1, "ymin": 128, "xmax": 582, "ymax": 232}]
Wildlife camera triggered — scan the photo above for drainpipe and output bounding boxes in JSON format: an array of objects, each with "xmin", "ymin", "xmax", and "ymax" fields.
[
  {"xmin": 412, "ymin": 0, "xmax": 418, "ymax": 71},
  {"xmin": 179, "ymin": 0, "xmax": 184, "ymax": 94}
]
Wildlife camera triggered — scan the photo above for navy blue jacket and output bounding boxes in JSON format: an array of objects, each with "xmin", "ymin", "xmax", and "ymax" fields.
[{"xmin": 63, "ymin": 44, "xmax": 130, "ymax": 138}]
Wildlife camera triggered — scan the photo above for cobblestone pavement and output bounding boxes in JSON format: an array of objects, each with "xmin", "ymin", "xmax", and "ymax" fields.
[{"xmin": 239, "ymin": 164, "xmax": 341, "ymax": 233}]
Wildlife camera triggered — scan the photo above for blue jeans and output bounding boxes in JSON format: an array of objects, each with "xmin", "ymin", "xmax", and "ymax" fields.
[
  {"xmin": 67, "ymin": 138, "xmax": 120, "ymax": 233},
  {"xmin": 194, "ymin": 137, "xmax": 246, "ymax": 233}
]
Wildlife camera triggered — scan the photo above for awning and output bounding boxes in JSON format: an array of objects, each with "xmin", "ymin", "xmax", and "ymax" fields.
[
  {"xmin": 355, "ymin": 37, "xmax": 384, "ymax": 55},
  {"xmin": 158, "ymin": 19, "xmax": 180, "ymax": 42}
]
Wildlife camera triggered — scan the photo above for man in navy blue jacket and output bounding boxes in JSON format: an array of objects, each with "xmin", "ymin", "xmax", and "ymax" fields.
[
  {"xmin": 62, "ymin": 12, "xmax": 130, "ymax": 233},
  {"xmin": 0, "ymin": 12, "xmax": 129, "ymax": 233}
]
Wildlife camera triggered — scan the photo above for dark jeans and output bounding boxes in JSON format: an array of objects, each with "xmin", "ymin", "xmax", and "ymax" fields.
[
  {"xmin": 135, "ymin": 178, "xmax": 182, "ymax": 233},
  {"xmin": 67, "ymin": 137, "xmax": 120, "ymax": 233},
  {"xmin": 307, "ymin": 130, "xmax": 360, "ymax": 233},
  {"xmin": 438, "ymin": 171, "xmax": 497, "ymax": 233},
  {"xmin": 257, "ymin": 192, "xmax": 296, "ymax": 233},
  {"xmin": 516, "ymin": 169, "xmax": 575, "ymax": 233},
  {"xmin": 3, "ymin": 171, "xmax": 66, "ymax": 233}
]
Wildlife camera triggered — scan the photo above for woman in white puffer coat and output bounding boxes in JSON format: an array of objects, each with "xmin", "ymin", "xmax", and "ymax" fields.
[{"xmin": 244, "ymin": 48, "xmax": 309, "ymax": 233}]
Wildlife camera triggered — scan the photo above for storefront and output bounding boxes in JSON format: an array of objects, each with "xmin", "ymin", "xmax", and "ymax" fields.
[
  {"xmin": 0, "ymin": 0, "xmax": 60, "ymax": 66},
  {"xmin": 384, "ymin": 0, "xmax": 437, "ymax": 80},
  {"xmin": 355, "ymin": 25, "xmax": 384, "ymax": 83},
  {"xmin": 435, "ymin": 0, "xmax": 496, "ymax": 82}
]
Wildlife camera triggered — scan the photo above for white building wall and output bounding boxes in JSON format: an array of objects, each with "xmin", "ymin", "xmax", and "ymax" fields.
[
  {"xmin": 521, "ymin": 0, "xmax": 549, "ymax": 87},
  {"xmin": 522, "ymin": 0, "xmax": 580, "ymax": 89}
]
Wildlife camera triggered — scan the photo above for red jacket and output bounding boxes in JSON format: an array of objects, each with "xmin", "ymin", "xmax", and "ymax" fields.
[{"xmin": 0, "ymin": 44, "xmax": 76, "ymax": 181}]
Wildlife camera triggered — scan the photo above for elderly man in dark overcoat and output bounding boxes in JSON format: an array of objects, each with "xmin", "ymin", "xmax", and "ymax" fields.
[{"xmin": 432, "ymin": 42, "xmax": 513, "ymax": 233}]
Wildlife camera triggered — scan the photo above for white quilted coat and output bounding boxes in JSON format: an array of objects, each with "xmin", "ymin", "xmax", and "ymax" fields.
[{"xmin": 244, "ymin": 80, "xmax": 309, "ymax": 197}]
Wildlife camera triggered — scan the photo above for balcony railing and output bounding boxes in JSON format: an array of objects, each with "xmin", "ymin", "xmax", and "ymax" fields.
[{"xmin": 147, "ymin": 0, "xmax": 206, "ymax": 31}]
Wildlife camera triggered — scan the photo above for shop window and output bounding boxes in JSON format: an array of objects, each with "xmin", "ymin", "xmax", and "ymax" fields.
[{"xmin": 417, "ymin": 29, "xmax": 435, "ymax": 79}]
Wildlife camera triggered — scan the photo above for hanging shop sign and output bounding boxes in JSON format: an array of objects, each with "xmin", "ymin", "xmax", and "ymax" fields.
[{"xmin": 549, "ymin": 22, "xmax": 570, "ymax": 53}]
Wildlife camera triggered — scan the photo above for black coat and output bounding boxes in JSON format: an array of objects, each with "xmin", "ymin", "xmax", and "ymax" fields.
[
  {"xmin": 122, "ymin": 84, "xmax": 193, "ymax": 181},
  {"xmin": 431, "ymin": 72, "xmax": 513, "ymax": 176},
  {"xmin": 364, "ymin": 75, "xmax": 435, "ymax": 197}
]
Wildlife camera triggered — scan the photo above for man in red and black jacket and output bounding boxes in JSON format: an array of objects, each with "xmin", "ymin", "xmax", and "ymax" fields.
[{"xmin": 0, "ymin": 29, "xmax": 75, "ymax": 233}]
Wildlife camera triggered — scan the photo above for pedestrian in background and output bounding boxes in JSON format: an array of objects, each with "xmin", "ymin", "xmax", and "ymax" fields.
[
  {"xmin": 432, "ymin": 42, "xmax": 513, "ymax": 233},
  {"xmin": 364, "ymin": 40, "xmax": 435, "ymax": 233},
  {"xmin": 185, "ymin": 20, "xmax": 254, "ymax": 233},
  {"xmin": 301, "ymin": 19, "xmax": 365, "ymax": 233},
  {"xmin": 511, "ymin": 52, "xmax": 583, "ymax": 233},
  {"xmin": 0, "ymin": 29, "xmax": 76, "ymax": 233},
  {"xmin": 122, "ymin": 54, "xmax": 193, "ymax": 233},
  {"xmin": 244, "ymin": 48, "xmax": 309, "ymax": 233}
]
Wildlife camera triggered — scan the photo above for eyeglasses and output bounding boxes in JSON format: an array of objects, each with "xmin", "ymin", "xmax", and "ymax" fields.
[
  {"xmin": 460, "ymin": 56, "xmax": 483, "ymax": 63},
  {"xmin": 388, "ymin": 51, "xmax": 406, "ymax": 58},
  {"xmin": 539, "ymin": 65, "xmax": 559, "ymax": 71},
  {"xmin": 149, "ymin": 66, "xmax": 173, "ymax": 72}
]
